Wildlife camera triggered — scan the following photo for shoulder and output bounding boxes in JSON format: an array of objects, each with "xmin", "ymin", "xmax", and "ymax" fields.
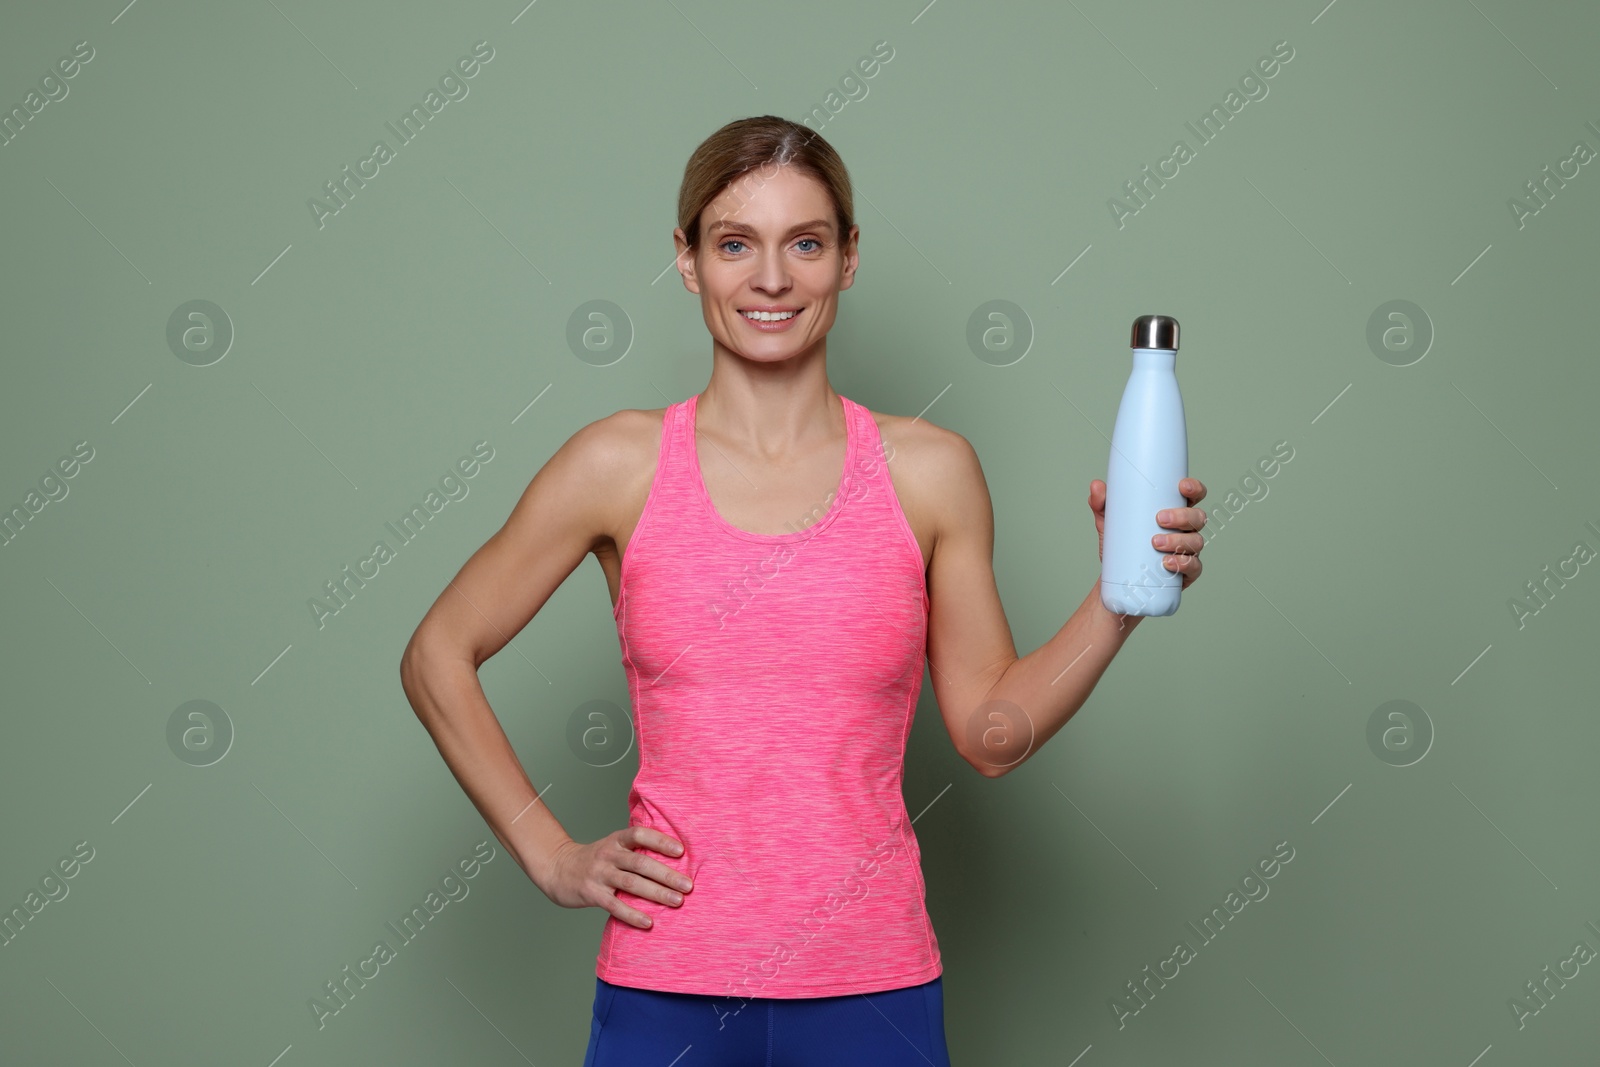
[
  {"xmin": 542, "ymin": 405, "xmax": 664, "ymax": 479},
  {"xmin": 865, "ymin": 406, "xmax": 990, "ymax": 548},
  {"xmin": 530, "ymin": 405, "xmax": 668, "ymax": 535},
  {"xmin": 581, "ymin": 405, "xmax": 667, "ymax": 463},
  {"xmin": 867, "ymin": 407, "xmax": 983, "ymax": 489}
]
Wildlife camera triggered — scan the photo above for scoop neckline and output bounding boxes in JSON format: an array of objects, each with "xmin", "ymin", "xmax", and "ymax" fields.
[{"xmin": 686, "ymin": 391, "xmax": 857, "ymax": 544}]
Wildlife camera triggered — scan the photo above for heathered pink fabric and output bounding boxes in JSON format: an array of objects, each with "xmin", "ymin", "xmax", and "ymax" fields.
[{"xmin": 597, "ymin": 391, "xmax": 940, "ymax": 999}]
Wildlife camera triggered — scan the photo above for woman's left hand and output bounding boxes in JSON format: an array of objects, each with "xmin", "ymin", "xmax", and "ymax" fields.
[{"xmin": 1088, "ymin": 477, "xmax": 1209, "ymax": 590}]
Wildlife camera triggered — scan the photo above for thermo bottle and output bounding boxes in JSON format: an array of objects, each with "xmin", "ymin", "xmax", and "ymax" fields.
[{"xmin": 1100, "ymin": 314, "xmax": 1188, "ymax": 617}]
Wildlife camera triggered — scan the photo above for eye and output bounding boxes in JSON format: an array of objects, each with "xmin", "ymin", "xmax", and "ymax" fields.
[
  {"xmin": 795, "ymin": 238, "xmax": 821, "ymax": 252},
  {"xmin": 718, "ymin": 239, "xmax": 747, "ymax": 254}
]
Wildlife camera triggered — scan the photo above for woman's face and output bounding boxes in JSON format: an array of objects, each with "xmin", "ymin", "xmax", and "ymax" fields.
[{"xmin": 674, "ymin": 163, "xmax": 859, "ymax": 364}]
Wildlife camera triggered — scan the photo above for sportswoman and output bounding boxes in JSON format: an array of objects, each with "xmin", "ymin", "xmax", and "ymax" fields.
[{"xmin": 400, "ymin": 115, "xmax": 1209, "ymax": 1064}]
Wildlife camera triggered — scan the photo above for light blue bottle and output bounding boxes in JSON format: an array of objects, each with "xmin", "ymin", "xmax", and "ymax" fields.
[{"xmin": 1100, "ymin": 314, "xmax": 1188, "ymax": 617}]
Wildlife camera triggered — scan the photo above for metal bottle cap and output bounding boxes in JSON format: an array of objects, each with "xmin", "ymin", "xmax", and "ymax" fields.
[{"xmin": 1131, "ymin": 314, "xmax": 1180, "ymax": 351}]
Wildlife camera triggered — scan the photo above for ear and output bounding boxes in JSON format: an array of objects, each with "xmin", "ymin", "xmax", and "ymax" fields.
[
  {"xmin": 673, "ymin": 228, "xmax": 701, "ymax": 295},
  {"xmin": 837, "ymin": 224, "xmax": 860, "ymax": 292}
]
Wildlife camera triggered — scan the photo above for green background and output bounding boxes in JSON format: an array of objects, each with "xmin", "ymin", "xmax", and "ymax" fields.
[{"xmin": 3, "ymin": 0, "xmax": 1597, "ymax": 1063}]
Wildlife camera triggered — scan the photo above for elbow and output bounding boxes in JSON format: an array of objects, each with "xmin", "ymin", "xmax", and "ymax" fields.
[
  {"xmin": 963, "ymin": 737, "xmax": 1033, "ymax": 779},
  {"xmin": 962, "ymin": 748, "xmax": 1011, "ymax": 780},
  {"xmin": 399, "ymin": 628, "xmax": 427, "ymax": 693},
  {"xmin": 398, "ymin": 627, "xmax": 456, "ymax": 716},
  {"xmin": 398, "ymin": 642, "xmax": 424, "ymax": 715}
]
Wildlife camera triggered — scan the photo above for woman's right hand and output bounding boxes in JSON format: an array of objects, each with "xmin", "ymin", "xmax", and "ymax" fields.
[{"xmin": 537, "ymin": 827, "xmax": 694, "ymax": 929}]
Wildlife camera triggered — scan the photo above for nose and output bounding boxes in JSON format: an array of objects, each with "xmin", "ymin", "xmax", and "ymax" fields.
[{"xmin": 751, "ymin": 248, "xmax": 792, "ymax": 292}]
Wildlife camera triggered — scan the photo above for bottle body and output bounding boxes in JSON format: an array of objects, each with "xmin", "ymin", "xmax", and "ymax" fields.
[{"xmin": 1101, "ymin": 347, "xmax": 1188, "ymax": 617}]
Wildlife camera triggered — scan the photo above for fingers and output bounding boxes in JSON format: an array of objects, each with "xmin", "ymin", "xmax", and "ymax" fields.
[
  {"xmin": 1092, "ymin": 479, "xmax": 1206, "ymax": 509},
  {"xmin": 612, "ymin": 868, "xmax": 684, "ymax": 909},
  {"xmin": 1095, "ymin": 479, "xmax": 1207, "ymax": 523},
  {"xmin": 1163, "ymin": 552, "xmax": 1202, "ymax": 585},
  {"xmin": 607, "ymin": 829, "xmax": 693, "ymax": 930},
  {"xmin": 596, "ymin": 864, "xmax": 676, "ymax": 929},
  {"xmin": 1153, "ymin": 500, "xmax": 1205, "ymax": 586},
  {"xmin": 601, "ymin": 886, "xmax": 655, "ymax": 929},
  {"xmin": 628, "ymin": 825, "xmax": 684, "ymax": 858},
  {"xmin": 1152, "ymin": 531, "xmax": 1203, "ymax": 554},
  {"xmin": 1161, "ymin": 552, "xmax": 1200, "ymax": 575},
  {"xmin": 1157, "ymin": 505, "xmax": 1207, "ymax": 532},
  {"xmin": 617, "ymin": 848, "xmax": 694, "ymax": 896}
]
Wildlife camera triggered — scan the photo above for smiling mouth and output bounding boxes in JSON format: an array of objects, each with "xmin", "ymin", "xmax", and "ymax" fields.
[{"xmin": 739, "ymin": 308, "xmax": 803, "ymax": 322}]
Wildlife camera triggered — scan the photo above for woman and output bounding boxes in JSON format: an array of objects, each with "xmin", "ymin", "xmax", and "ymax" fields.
[{"xmin": 400, "ymin": 115, "xmax": 1208, "ymax": 1064}]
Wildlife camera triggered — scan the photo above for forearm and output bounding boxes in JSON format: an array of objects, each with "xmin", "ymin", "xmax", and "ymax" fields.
[
  {"xmin": 980, "ymin": 577, "xmax": 1142, "ymax": 775},
  {"xmin": 399, "ymin": 638, "xmax": 572, "ymax": 888}
]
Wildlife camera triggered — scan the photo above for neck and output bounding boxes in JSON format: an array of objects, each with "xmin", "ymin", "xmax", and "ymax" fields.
[{"xmin": 697, "ymin": 357, "xmax": 842, "ymax": 459}]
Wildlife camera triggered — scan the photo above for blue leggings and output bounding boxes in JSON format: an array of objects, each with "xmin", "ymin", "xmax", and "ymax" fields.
[{"xmin": 582, "ymin": 975, "xmax": 952, "ymax": 1066}]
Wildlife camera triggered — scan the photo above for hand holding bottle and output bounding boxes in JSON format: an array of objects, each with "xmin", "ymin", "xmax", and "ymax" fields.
[{"xmin": 1089, "ymin": 476, "xmax": 1209, "ymax": 587}]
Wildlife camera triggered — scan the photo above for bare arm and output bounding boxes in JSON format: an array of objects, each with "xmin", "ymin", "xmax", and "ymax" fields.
[
  {"xmin": 914, "ymin": 429, "xmax": 1148, "ymax": 778},
  {"xmin": 398, "ymin": 411, "xmax": 693, "ymax": 927}
]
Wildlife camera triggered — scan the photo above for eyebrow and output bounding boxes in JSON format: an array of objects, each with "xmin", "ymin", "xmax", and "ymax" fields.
[{"xmin": 706, "ymin": 217, "xmax": 834, "ymax": 237}]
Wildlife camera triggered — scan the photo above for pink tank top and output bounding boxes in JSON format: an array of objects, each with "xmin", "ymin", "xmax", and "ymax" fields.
[{"xmin": 596, "ymin": 391, "xmax": 940, "ymax": 999}]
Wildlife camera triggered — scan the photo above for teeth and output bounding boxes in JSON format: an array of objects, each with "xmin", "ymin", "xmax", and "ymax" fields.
[{"xmin": 741, "ymin": 309, "xmax": 798, "ymax": 322}]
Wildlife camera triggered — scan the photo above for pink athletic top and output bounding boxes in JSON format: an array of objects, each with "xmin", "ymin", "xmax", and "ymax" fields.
[{"xmin": 596, "ymin": 391, "xmax": 940, "ymax": 999}]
